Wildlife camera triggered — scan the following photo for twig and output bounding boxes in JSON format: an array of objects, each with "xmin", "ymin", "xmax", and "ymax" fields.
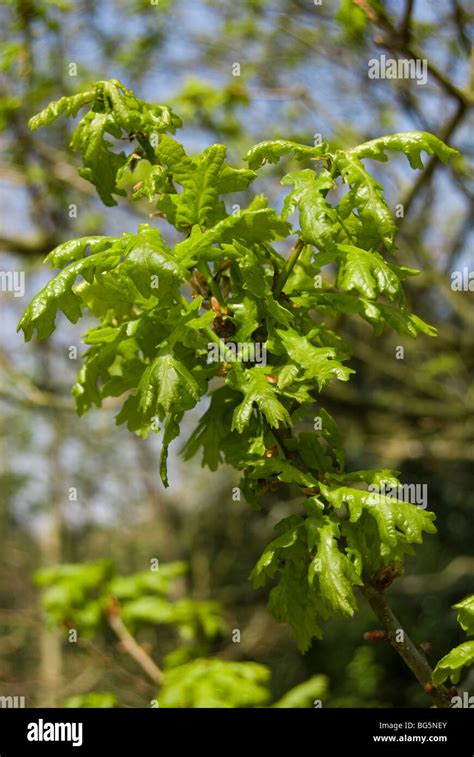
[
  {"xmin": 77, "ymin": 637, "xmax": 156, "ymax": 693},
  {"xmin": 0, "ymin": 233, "xmax": 60, "ymax": 256},
  {"xmin": 361, "ymin": 583, "xmax": 452, "ymax": 707},
  {"xmin": 399, "ymin": 0, "xmax": 414, "ymax": 44},
  {"xmin": 450, "ymin": 0, "xmax": 471, "ymax": 55},
  {"xmin": 197, "ymin": 260, "xmax": 225, "ymax": 306},
  {"xmin": 105, "ymin": 601, "xmax": 164, "ymax": 687},
  {"xmin": 353, "ymin": 0, "xmax": 472, "ymax": 106}
]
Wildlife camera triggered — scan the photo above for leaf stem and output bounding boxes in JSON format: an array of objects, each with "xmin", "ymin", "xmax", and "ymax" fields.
[
  {"xmin": 274, "ymin": 237, "xmax": 304, "ymax": 296},
  {"xmin": 135, "ymin": 133, "xmax": 156, "ymax": 164},
  {"xmin": 336, "ymin": 215, "xmax": 355, "ymax": 242},
  {"xmin": 197, "ymin": 260, "xmax": 225, "ymax": 306}
]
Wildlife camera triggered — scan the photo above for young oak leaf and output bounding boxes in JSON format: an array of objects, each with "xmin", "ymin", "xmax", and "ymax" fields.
[
  {"xmin": 317, "ymin": 407, "xmax": 345, "ymax": 469},
  {"xmin": 268, "ymin": 560, "xmax": 324, "ymax": 652},
  {"xmin": 335, "ymin": 151, "xmax": 397, "ymax": 251},
  {"xmin": 18, "ymin": 248, "xmax": 122, "ymax": 341},
  {"xmin": 453, "ymin": 594, "xmax": 474, "ymax": 636},
  {"xmin": 281, "ymin": 169, "xmax": 338, "ymax": 251},
  {"xmin": 175, "ymin": 208, "xmax": 291, "ymax": 260},
  {"xmin": 245, "ymin": 139, "xmax": 328, "ymax": 170},
  {"xmin": 138, "ymin": 351, "xmax": 202, "ymax": 419},
  {"xmin": 320, "ymin": 484, "xmax": 437, "ymax": 557},
  {"xmin": 250, "ymin": 515, "xmax": 326, "ymax": 651},
  {"xmin": 220, "ymin": 241, "xmax": 294, "ymax": 327},
  {"xmin": 432, "ymin": 641, "xmax": 474, "ymax": 686},
  {"xmin": 252, "ymin": 513, "xmax": 363, "ymax": 650},
  {"xmin": 121, "ymin": 225, "xmax": 185, "ymax": 297},
  {"xmin": 29, "ymin": 80, "xmax": 182, "ymax": 206},
  {"xmin": 72, "ymin": 323, "xmax": 143, "ymax": 414},
  {"xmin": 244, "ymin": 458, "xmax": 319, "ymax": 488},
  {"xmin": 44, "ymin": 236, "xmax": 117, "ymax": 268},
  {"xmin": 156, "ymin": 136, "xmax": 255, "ymax": 229},
  {"xmin": 336, "ymin": 244, "xmax": 402, "ymax": 300},
  {"xmin": 340, "ymin": 513, "xmax": 384, "ymax": 577},
  {"xmin": 28, "ymin": 88, "xmax": 97, "ymax": 131},
  {"xmin": 159, "ymin": 411, "xmax": 184, "ymax": 488},
  {"xmin": 350, "ymin": 131, "xmax": 460, "ymax": 170},
  {"xmin": 274, "ymin": 328, "xmax": 353, "ymax": 389},
  {"xmin": 29, "ymin": 80, "xmax": 181, "ymax": 136},
  {"xmin": 289, "ymin": 432, "xmax": 334, "ymax": 474},
  {"xmin": 17, "ymin": 225, "xmax": 190, "ymax": 341},
  {"xmin": 229, "ymin": 366, "xmax": 292, "ymax": 432},
  {"xmin": 70, "ymin": 111, "xmax": 128, "ymax": 206},
  {"xmin": 294, "ymin": 291, "xmax": 436, "ymax": 337},
  {"xmin": 308, "ymin": 519, "xmax": 363, "ymax": 616},
  {"xmin": 250, "ymin": 516, "xmax": 305, "ymax": 587},
  {"xmin": 181, "ymin": 387, "xmax": 240, "ymax": 471}
]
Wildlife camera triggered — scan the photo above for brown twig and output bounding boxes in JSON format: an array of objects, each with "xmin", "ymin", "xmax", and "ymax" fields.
[
  {"xmin": 361, "ymin": 583, "xmax": 452, "ymax": 708},
  {"xmin": 105, "ymin": 601, "xmax": 164, "ymax": 687},
  {"xmin": 353, "ymin": 0, "xmax": 472, "ymax": 106},
  {"xmin": 399, "ymin": 0, "xmax": 414, "ymax": 44}
]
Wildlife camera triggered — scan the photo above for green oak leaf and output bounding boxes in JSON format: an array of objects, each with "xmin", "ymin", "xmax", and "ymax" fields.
[
  {"xmin": 320, "ymin": 484, "xmax": 437, "ymax": 557},
  {"xmin": 335, "ymin": 151, "xmax": 397, "ymax": 251},
  {"xmin": 309, "ymin": 519, "xmax": 362, "ymax": 616},
  {"xmin": 229, "ymin": 365, "xmax": 292, "ymax": 432},
  {"xmin": 432, "ymin": 641, "xmax": 474, "ymax": 686},
  {"xmin": 453, "ymin": 594, "xmax": 474, "ymax": 636},
  {"xmin": 281, "ymin": 169, "xmax": 338, "ymax": 251},
  {"xmin": 350, "ymin": 131, "xmax": 460, "ymax": 170},
  {"xmin": 336, "ymin": 244, "xmax": 402, "ymax": 300},
  {"xmin": 245, "ymin": 139, "xmax": 328, "ymax": 170}
]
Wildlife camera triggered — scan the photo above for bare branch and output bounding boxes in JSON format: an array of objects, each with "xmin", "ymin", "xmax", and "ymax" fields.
[
  {"xmin": 105, "ymin": 601, "xmax": 164, "ymax": 688},
  {"xmin": 361, "ymin": 583, "xmax": 452, "ymax": 708}
]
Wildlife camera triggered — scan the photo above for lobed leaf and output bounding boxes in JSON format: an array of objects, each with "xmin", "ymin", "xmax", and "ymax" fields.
[
  {"xmin": 245, "ymin": 139, "xmax": 328, "ymax": 170},
  {"xmin": 453, "ymin": 594, "xmax": 474, "ymax": 636},
  {"xmin": 281, "ymin": 169, "xmax": 338, "ymax": 251},
  {"xmin": 432, "ymin": 641, "xmax": 474, "ymax": 686},
  {"xmin": 351, "ymin": 131, "xmax": 460, "ymax": 170},
  {"xmin": 320, "ymin": 484, "xmax": 437, "ymax": 558},
  {"xmin": 335, "ymin": 151, "xmax": 397, "ymax": 251},
  {"xmin": 28, "ymin": 88, "xmax": 96, "ymax": 130}
]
